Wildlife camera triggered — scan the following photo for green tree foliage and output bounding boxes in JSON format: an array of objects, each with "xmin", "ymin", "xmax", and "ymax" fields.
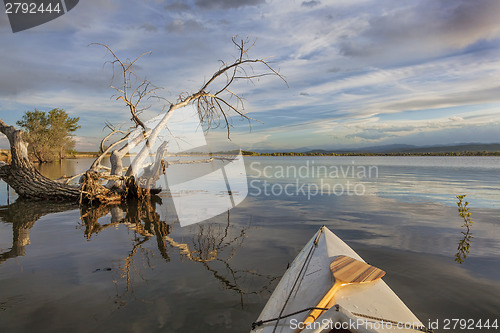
[
  {"xmin": 16, "ymin": 108, "xmax": 80, "ymax": 163},
  {"xmin": 455, "ymin": 194, "xmax": 474, "ymax": 264}
]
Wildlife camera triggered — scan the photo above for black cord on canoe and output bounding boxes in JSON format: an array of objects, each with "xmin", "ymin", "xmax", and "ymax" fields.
[
  {"xmin": 251, "ymin": 306, "xmax": 330, "ymax": 330},
  {"xmin": 270, "ymin": 226, "xmax": 324, "ymax": 332},
  {"xmin": 350, "ymin": 311, "xmax": 434, "ymax": 333},
  {"xmin": 252, "ymin": 303, "xmax": 435, "ymax": 333}
]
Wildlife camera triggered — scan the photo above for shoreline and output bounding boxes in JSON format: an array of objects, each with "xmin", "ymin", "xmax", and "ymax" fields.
[
  {"xmin": 242, "ymin": 150, "xmax": 500, "ymax": 157},
  {"xmin": 2, "ymin": 150, "xmax": 500, "ymax": 164}
]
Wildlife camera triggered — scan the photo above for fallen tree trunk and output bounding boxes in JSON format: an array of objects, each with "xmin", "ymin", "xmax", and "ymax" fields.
[
  {"xmin": 0, "ymin": 118, "xmax": 81, "ymax": 201},
  {"xmin": 0, "ymin": 118, "xmax": 158, "ymax": 203}
]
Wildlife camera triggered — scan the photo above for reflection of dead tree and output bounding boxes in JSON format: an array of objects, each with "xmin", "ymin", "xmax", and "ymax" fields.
[
  {"xmin": 79, "ymin": 198, "xmax": 172, "ymax": 282},
  {"xmin": 0, "ymin": 198, "xmax": 279, "ymax": 306},
  {"xmin": 169, "ymin": 211, "xmax": 279, "ymax": 306},
  {"xmin": 200, "ymin": 260, "xmax": 279, "ymax": 308},
  {"xmin": 78, "ymin": 199, "xmax": 166, "ymax": 307},
  {"xmin": 80, "ymin": 205, "xmax": 279, "ymax": 307},
  {"xmin": 163, "ymin": 219, "xmax": 242, "ymax": 263},
  {"xmin": 117, "ymin": 236, "xmax": 152, "ymax": 303},
  {"xmin": 79, "ymin": 197, "xmax": 165, "ymax": 239},
  {"xmin": 80, "ymin": 203, "xmax": 117, "ymax": 237},
  {"xmin": 0, "ymin": 200, "xmax": 78, "ymax": 263}
]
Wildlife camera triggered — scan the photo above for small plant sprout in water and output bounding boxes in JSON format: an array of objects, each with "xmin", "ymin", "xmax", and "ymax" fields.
[{"xmin": 455, "ymin": 194, "xmax": 474, "ymax": 264}]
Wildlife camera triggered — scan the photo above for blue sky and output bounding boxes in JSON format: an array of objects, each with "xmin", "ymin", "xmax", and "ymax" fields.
[{"xmin": 1, "ymin": 0, "xmax": 500, "ymax": 151}]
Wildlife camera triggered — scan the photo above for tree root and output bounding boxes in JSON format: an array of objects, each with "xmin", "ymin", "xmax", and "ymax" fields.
[{"xmin": 79, "ymin": 171, "xmax": 155, "ymax": 206}]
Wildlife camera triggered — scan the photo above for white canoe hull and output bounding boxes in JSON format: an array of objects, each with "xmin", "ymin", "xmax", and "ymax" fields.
[{"xmin": 252, "ymin": 226, "xmax": 427, "ymax": 333}]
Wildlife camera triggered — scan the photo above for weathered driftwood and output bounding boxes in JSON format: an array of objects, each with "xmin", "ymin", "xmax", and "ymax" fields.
[
  {"xmin": 0, "ymin": 119, "xmax": 153, "ymax": 203},
  {"xmin": 0, "ymin": 118, "xmax": 165, "ymax": 203},
  {"xmin": 0, "ymin": 119, "xmax": 81, "ymax": 201}
]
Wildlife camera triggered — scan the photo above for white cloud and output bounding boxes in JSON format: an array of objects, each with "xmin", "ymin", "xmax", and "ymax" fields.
[
  {"xmin": 73, "ymin": 136, "xmax": 103, "ymax": 151},
  {"xmin": 338, "ymin": 108, "xmax": 500, "ymax": 143},
  {"xmin": 338, "ymin": 0, "xmax": 500, "ymax": 62},
  {"xmin": 165, "ymin": 19, "xmax": 204, "ymax": 34},
  {"xmin": 1, "ymin": 0, "xmax": 500, "ymax": 150}
]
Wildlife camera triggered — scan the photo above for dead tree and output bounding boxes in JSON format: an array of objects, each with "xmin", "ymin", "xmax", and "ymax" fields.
[
  {"xmin": 0, "ymin": 119, "xmax": 81, "ymax": 200},
  {"xmin": 0, "ymin": 37, "xmax": 285, "ymax": 203}
]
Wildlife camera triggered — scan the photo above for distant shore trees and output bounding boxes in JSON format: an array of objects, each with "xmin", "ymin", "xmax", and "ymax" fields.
[
  {"xmin": 241, "ymin": 150, "xmax": 500, "ymax": 157},
  {"xmin": 16, "ymin": 108, "xmax": 80, "ymax": 163}
]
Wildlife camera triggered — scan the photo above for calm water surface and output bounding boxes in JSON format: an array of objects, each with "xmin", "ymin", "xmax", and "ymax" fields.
[{"xmin": 0, "ymin": 156, "xmax": 499, "ymax": 332}]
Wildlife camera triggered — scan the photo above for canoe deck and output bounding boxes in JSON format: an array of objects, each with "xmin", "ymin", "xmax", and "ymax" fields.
[{"xmin": 252, "ymin": 226, "xmax": 427, "ymax": 333}]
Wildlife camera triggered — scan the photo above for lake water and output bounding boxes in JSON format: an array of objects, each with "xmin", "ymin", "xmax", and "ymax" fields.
[{"xmin": 0, "ymin": 156, "xmax": 499, "ymax": 332}]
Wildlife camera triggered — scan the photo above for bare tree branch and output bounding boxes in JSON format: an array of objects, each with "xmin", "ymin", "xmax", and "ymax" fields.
[{"xmin": 0, "ymin": 38, "xmax": 286, "ymax": 203}]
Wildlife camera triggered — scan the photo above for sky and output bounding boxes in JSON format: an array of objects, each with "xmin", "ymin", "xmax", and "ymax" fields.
[{"xmin": 1, "ymin": 0, "xmax": 500, "ymax": 151}]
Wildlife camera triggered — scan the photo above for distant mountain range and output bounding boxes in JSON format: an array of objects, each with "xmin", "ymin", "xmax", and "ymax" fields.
[{"xmin": 254, "ymin": 143, "xmax": 500, "ymax": 154}]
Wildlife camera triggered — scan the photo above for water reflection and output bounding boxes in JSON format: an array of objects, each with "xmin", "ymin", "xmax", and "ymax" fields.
[
  {"xmin": 0, "ymin": 200, "xmax": 78, "ymax": 263},
  {"xmin": 0, "ymin": 198, "xmax": 277, "ymax": 308},
  {"xmin": 37, "ymin": 159, "xmax": 77, "ymax": 180},
  {"xmin": 455, "ymin": 227, "xmax": 473, "ymax": 265}
]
